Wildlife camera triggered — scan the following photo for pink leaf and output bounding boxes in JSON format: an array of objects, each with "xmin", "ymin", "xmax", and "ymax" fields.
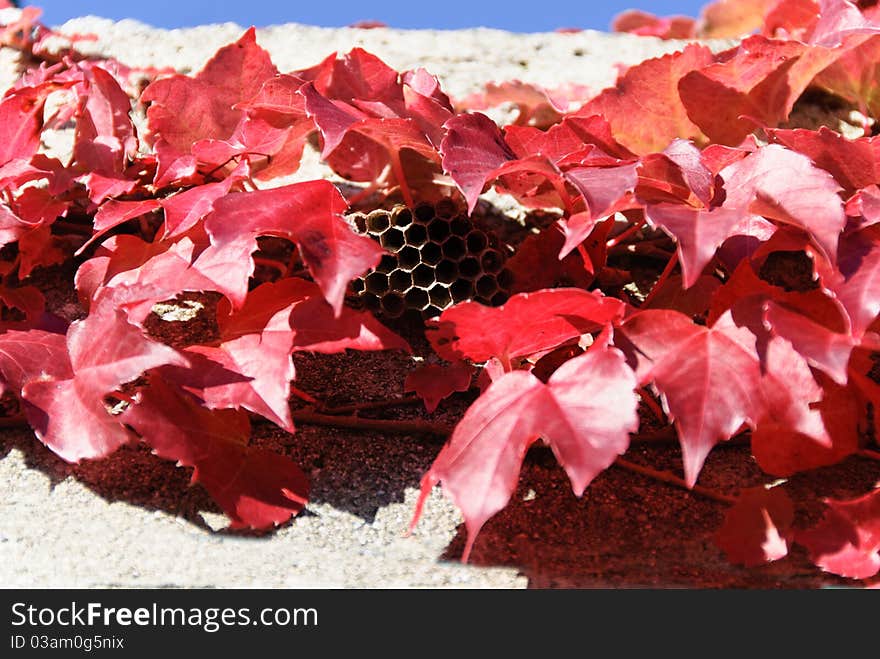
[
  {"xmin": 798, "ymin": 488, "xmax": 880, "ymax": 579},
  {"xmin": 619, "ymin": 309, "xmax": 766, "ymax": 486},
  {"xmin": 720, "ymin": 144, "xmax": 846, "ymax": 264},
  {"xmin": 142, "ymin": 28, "xmax": 278, "ymax": 177},
  {"xmin": 413, "ymin": 342, "xmax": 638, "ymax": 561},
  {"xmin": 21, "ymin": 291, "xmax": 187, "ymax": 462}
]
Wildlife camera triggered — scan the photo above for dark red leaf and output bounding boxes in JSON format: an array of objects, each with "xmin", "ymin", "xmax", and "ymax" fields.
[
  {"xmin": 123, "ymin": 376, "xmax": 309, "ymax": 529},
  {"xmin": 715, "ymin": 486, "xmax": 795, "ymax": 566},
  {"xmin": 440, "ymin": 112, "xmax": 515, "ymax": 213},
  {"xmin": 404, "ymin": 361, "xmax": 473, "ymax": 413}
]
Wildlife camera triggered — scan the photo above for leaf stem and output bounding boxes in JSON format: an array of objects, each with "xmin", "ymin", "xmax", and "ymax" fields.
[
  {"xmin": 637, "ymin": 387, "xmax": 666, "ymax": 424},
  {"xmin": 606, "ymin": 221, "xmax": 643, "ymax": 248},
  {"xmin": 858, "ymin": 448, "xmax": 880, "ymax": 461},
  {"xmin": 641, "ymin": 250, "xmax": 679, "ymax": 308}
]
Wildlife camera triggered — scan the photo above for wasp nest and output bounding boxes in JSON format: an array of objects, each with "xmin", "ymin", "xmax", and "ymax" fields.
[{"xmin": 350, "ymin": 200, "xmax": 513, "ymax": 318}]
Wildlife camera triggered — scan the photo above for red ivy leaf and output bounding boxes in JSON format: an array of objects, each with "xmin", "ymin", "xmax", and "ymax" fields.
[
  {"xmin": 619, "ymin": 309, "xmax": 766, "ymax": 487},
  {"xmin": 0, "ymin": 328, "xmax": 68, "ymax": 397},
  {"xmin": 123, "ymin": 376, "xmax": 309, "ymax": 529},
  {"xmin": 576, "ymin": 44, "xmax": 715, "ymax": 154},
  {"xmin": 142, "ymin": 28, "xmax": 277, "ymax": 180},
  {"xmin": 440, "ymin": 112, "xmax": 515, "ymax": 214},
  {"xmin": 798, "ymin": 488, "xmax": 880, "ymax": 579},
  {"xmin": 204, "ymin": 180, "xmax": 382, "ymax": 314},
  {"xmin": 413, "ymin": 342, "xmax": 638, "ymax": 561},
  {"xmin": 767, "ymin": 127, "xmax": 880, "ymax": 193},
  {"xmin": 678, "ymin": 37, "xmax": 837, "ymax": 146},
  {"xmin": 404, "ymin": 361, "xmax": 473, "ymax": 413},
  {"xmin": 715, "ymin": 486, "xmax": 795, "ymax": 567},
  {"xmin": 427, "ymin": 288, "xmax": 625, "ymax": 363},
  {"xmin": 164, "ymin": 278, "xmax": 407, "ymax": 429},
  {"xmin": 21, "ymin": 291, "xmax": 187, "ymax": 462}
]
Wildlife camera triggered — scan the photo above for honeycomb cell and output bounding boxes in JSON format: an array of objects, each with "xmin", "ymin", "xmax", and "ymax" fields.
[
  {"xmin": 376, "ymin": 254, "xmax": 397, "ymax": 274},
  {"xmin": 497, "ymin": 268, "xmax": 514, "ymax": 291},
  {"xmin": 475, "ymin": 275, "xmax": 498, "ymax": 298},
  {"xmin": 420, "ymin": 242, "xmax": 442, "ymax": 265},
  {"xmin": 366, "ymin": 212, "xmax": 390, "ymax": 233},
  {"xmin": 458, "ymin": 257, "xmax": 480, "ymax": 279},
  {"xmin": 351, "ymin": 278, "xmax": 366, "ymax": 294},
  {"xmin": 404, "ymin": 223, "xmax": 428, "ymax": 246},
  {"xmin": 466, "ymin": 230, "xmax": 488, "ymax": 253},
  {"xmin": 380, "ymin": 227, "xmax": 405, "ymax": 251},
  {"xmin": 414, "ymin": 203, "xmax": 435, "ymax": 223},
  {"xmin": 434, "ymin": 198, "xmax": 457, "ymax": 219},
  {"xmin": 427, "ymin": 217, "xmax": 451, "ymax": 242},
  {"xmin": 352, "ymin": 214, "xmax": 367, "ymax": 233},
  {"xmin": 381, "ymin": 292, "xmax": 406, "ymax": 316},
  {"xmin": 398, "ymin": 245, "xmax": 420, "ymax": 270},
  {"xmin": 490, "ymin": 291, "xmax": 509, "ymax": 306},
  {"xmin": 480, "ymin": 249, "xmax": 504, "ymax": 274},
  {"xmin": 365, "ymin": 271, "xmax": 389, "ymax": 294},
  {"xmin": 450, "ymin": 279, "xmax": 474, "ymax": 303},
  {"xmin": 450, "ymin": 217, "xmax": 471, "ymax": 237},
  {"xmin": 405, "ymin": 287, "xmax": 430, "ymax": 310},
  {"xmin": 412, "ymin": 263, "xmax": 435, "ymax": 287},
  {"xmin": 442, "ymin": 235, "xmax": 466, "ymax": 260},
  {"xmin": 389, "ymin": 269, "xmax": 413, "ymax": 291},
  {"xmin": 393, "ymin": 208, "xmax": 413, "ymax": 227},
  {"xmin": 428, "ymin": 285, "xmax": 452, "ymax": 308},
  {"xmin": 436, "ymin": 259, "xmax": 458, "ymax": 284}
]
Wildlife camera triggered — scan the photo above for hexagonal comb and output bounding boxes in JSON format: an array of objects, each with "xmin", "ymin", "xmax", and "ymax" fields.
[{"xmin": 350, "ymin": 202, "xmax": 512, "ymax": 318}]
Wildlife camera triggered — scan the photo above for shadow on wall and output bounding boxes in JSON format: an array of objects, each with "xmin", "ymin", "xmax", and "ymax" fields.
[
  {"xmin": 2, "ymin": 350, "xmax": 876, "ymax": 587},
  {"xmin": 440, "ymin": 444, "xmax": 874, "ymax": 588}
]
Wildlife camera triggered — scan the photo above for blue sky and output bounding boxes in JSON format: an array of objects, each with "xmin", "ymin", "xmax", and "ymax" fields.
[{"xmin": 25, "ymin": 1, "xmax": 709, "ymax": 32}]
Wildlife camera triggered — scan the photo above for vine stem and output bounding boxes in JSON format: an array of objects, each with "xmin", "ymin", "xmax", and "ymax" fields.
[
  {"xmin": 290, "ymin": 410, "xmax": 454, "ymax": 437},
  {"xmin": 641, "ymin": 250, "xmax": 679, "ymax": 308},
  {"xmin": 614, "ymin": 457, "xmax": 738, "ymax": 505},
  {"xmin": 318, "ymin": 394, "xmax": 423, "ymax": 415}
]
